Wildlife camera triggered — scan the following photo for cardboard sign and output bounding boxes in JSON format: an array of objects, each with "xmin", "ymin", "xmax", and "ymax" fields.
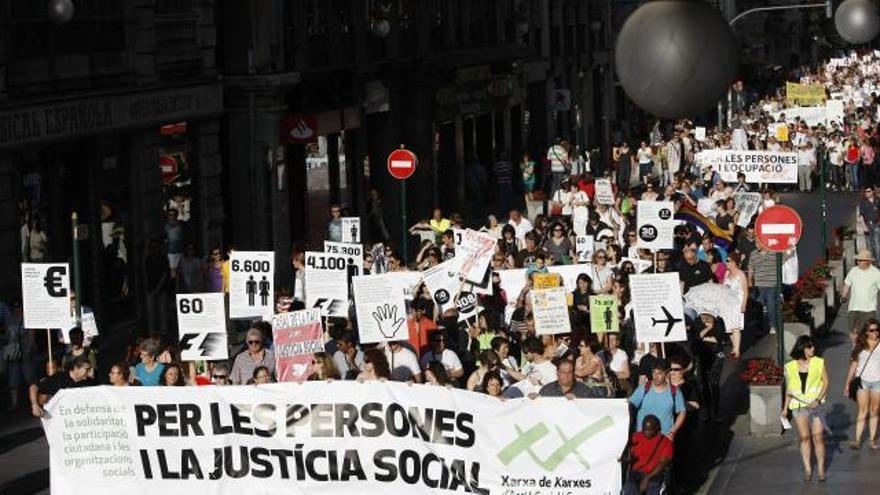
[
  {"xmin": 533, "ymin": 272, "xmax": 562, "ymax": 289},
  {"xmin": 21, "ymin": 263, "xmax": 71, "ymax": 329},
  {"xmin": 530, "ymin": 287, "xmax": 571, "ymax": 336},
  {"xmin": 228, "ymin": 251, "xmax": 275, "ymax": 319},
  {"xmin": 272, "ymin": 309, "xmax": 324, "ymax": 382},
  {"xmin": 629, "ymin": 273, "xmax": 686, "ymax": 343},
  {"xmin": 341, "ymin": 217, "xmax": 361, "ymax": 244},
  {"xmin": 352, "ymin": 273, "xmax": 408, "ymax": 344},
  {"xmin": 589, "ymin": 295, "xmax": 619, "ymax": 333},
  {"xmin": 305, "ymin": 251, "xmax": 349, "ymax": 317},
  {"xmin": 595, "ymin": 179, "xmax": 615, "ymax": 205},
  {"xmin": 176, "ymin": 293, "xmax": 228, "ymax": 361},
  {"xmin": 636, "ymin": 201, "xmax": 675, "ymax": 250}
]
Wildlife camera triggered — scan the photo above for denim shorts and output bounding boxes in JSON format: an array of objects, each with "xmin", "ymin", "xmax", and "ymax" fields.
[
  {"xmin": 791, "ymin": 406, "xmax": 826, "ymax": 420},
  {"xmin": 861, "ymin": 379, "xmax": 880, "ymax": 392}
]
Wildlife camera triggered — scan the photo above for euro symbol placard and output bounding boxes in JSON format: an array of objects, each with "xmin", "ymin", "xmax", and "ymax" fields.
[{"xmin": 22, "ymin": 263, "xmax": 72, "ymax": 329}]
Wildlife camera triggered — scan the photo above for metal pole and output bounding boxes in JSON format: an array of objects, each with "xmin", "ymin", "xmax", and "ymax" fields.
[
  {"xmin": 820, "ymin": 152, "xmax": 828, "ymax": 257},
  {"xmin": 776, "ymin": 252, "xmax": 784, "ymax": 364},
  {"xmin": 71, "ymin": 211, "xmax": 82, "ymax": 323},
  {"xmin": 401, "ymin": 181, "xmax": 408, "ymax": 265}
]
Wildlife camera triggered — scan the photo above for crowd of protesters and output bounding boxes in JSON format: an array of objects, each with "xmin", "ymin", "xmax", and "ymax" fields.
[{"xmin": 6, "ymin": 49, "xmax": 880, "ymax": 494}]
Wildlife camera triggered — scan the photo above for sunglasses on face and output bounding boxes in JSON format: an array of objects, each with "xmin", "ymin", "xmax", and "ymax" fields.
[
  {"xmin": 212, "ymin": 374, "xmax": 228, "ymax": 380},
  {"xmin": 869, "ymin": 327, "xmax": 880, "ymax": 332},
  {"xmin": 247, "ymin": 340, "xmax": 261, "ymax": 345},
  {"xmin": 670, "ymin": 367, "xmax": 683, "ymax": 372}
]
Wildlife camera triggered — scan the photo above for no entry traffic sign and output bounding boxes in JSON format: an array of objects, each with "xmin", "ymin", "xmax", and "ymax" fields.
[
  {"xmin": 387, "ymin": 148, "xmax": 417, "ymax": 180},
  {"xmin": 755, "ymin": 205, "xmax": 802, "ymax": 252}
]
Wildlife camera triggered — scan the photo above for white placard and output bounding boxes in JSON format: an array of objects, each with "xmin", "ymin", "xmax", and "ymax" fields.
[
  {"xmin": 176, "ymin": 293, "xmax": 228, "ymax": 361},
  {"xmin": 733, "ymin": 192, "xmax": 762, "ymax": 228},
  {"xmin": 305, "ymin": 251, "xmax": 349, "ymax": 317},
  {"xmin": 324, "ymin": 241, "xmax": 364, "ymax": 277},
  {"xmin": 636, "ymin": 200, "xmax": 675, "ymax": 250},
  {"xmin": 696, "ymin": 150, "xmax": 798, "ymax": 183},
  {"xmin": 595, "ymin": 179, "xmax": 615, "ymax": 205},
  {"xmin": 629, "ymin": 273, "xmax": 686, "ymax": 343},
  {"xmin": 228, "ymin": 251, "xmax": 275, "ymax": 319},
  {"xmin": 43, "ymin": 383, "xmax": 629, "ymax": 495},
  {"xmin": 530, "ymin": 287, "xmax": 571, "ymax": 335},
  {"xmin": 453, "ymin": 229, "xmax": 497, "ymax": 284},
  {"xmin": 421, "ymin": 258, "xmax": 461, "ymax": 311},
  {"xmin": 21, "ymin": 263, "xmax": 71, "ymax": 329},
  {"xmin": 80, "ymin": 312, "xmax": 99, "ymax": 342},
  {"xmin": 697, "ymin": 197, "xmax": 716, "ymax": 219},
  {"xmin": 384, "ymin": 271, "xmax": 423, "ymax": 301},
  {"xmin": 695, "ymin": 126, "xmax": 706, "ymax": 141},
  {"xmin": 575, "ymin": 235, "xmax": 594, "ymax": 262},
  {"xmin": 825, "ymin": 99, "xmax": 844, "ymax": 125},
  {"xmin": 352, "ymin": 273, "xmax": 408, "ymax": 344},
  {"xmin": 341, "ymin": 217, "xmax": 362, "ymax": 244}
]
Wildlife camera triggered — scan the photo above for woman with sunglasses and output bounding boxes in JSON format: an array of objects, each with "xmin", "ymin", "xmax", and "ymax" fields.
[
  {"xmin": 542, "ymin": 222, "xmax": 574, "ymax": 266},
  {"xmin": 574, "ymin": 335, "xmax": 613, "ymax": 397},
  {"xmin": 591, "ymin": 250, "xmax": 614, "ymax": 294},
  {"xmin": 204, "ymin": 246, "xmax": 225, "ymax": 293},
  {"xmin": 782, "ymin": 336, "xmax": 829, "ymax": 482},
  {"xmin": 844, "ymin": 319, "xmax": 880, "ymax": 450}
]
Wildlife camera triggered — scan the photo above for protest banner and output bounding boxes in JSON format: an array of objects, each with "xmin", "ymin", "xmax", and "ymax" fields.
[
  {"xmin": 384, "ymin": 271, "xmax": 423, "ymax": 301},
  {"xmin": 694, "ymin": 126, "xmax": 706, "ymax": 142},
  {"xmin": 530, "ymin": 287, "xmax": 571, "ymax": 335},
  {"xmin": 21, "ymin": 263, "xmax": 71, "ymax": 329},
  {"xmin": 497, "ymin": 269, "xmax": 527, "ymax": 323},
  {"xmin": 770, "ymin": 106, "xmax": 826, "ymax": 127},
  {"xmin": 595, "ymin": 179, "xmax": 615, "ymax": 205},
  {"xmin": 786, "ymin": 81, "xmax": 826, "ymax": 106},
  {"xmin": 305, "ymin": 251, "xmax": 349, "ymax": 317},
  {"xmin": 589, "ymin": 295, "xmax": 619, "ymax": 333},
  {"xmin": 229, "ymin": 251, "xmax": 275, "ymax": 319},
  {"xmin": 696, "ymin": 150, "xmax": 798, "ymax": 184},
  {"xmin": 352, "ymin": 273, "xmax": 408, "ymax": 344},
  {"xmin": 636, "ymin": 201, "xmax": 675, "ymax": 250},
  {"xmin": 733, "ymin": 192, "xmax": 762, "ymax": 228},
  {"xmin": 341, "ymin": 217, "xmax": 361, "ymax": 243},
  {"xmin": 42, "ymin": 382, "xmax": 628, "ymax": 495},
  {"xmin": 421, "ymin": 259, "xmax": 461, "ymax": 311},
  {"xmin": 629, "ymin": 273, "xmax": 686, "ymax": 343},
  {"xmin": 272, "ymin": 309, "xmax": 324, "ymax": 382},
  {"xmin": 176, "ymin": 293, "xmax": 228, "ymax": 361},
  {"xmin": 453, "ymin": 229, "xmax": 497, "ymax": 284},
  {"xmin": 825, "ymin": 99, "xmax": 844, "ymax": 124},
  {"xmin": 324, "ymin": 241, "xmax": 364, "ymax": 276}
]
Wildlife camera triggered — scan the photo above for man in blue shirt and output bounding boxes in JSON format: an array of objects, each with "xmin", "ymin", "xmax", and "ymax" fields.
[{"xmin": 629, "ymin": 358, "xmax": 687, "ymax": 441}]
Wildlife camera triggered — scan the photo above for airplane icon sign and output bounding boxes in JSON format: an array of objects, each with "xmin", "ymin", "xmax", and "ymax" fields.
[{"xmin": 651, "ymin": 306, "xmax": 683, "ymax": 337}]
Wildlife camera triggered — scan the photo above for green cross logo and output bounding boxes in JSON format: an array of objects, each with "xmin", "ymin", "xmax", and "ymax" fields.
[{"xmin": 496, "ymin": 416, "xmax": 614, "ymax": 472}]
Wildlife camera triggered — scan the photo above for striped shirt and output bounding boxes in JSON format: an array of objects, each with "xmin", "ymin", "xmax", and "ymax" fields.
[{"xmin": 749, "ymin": 250, "xmax": 778, "ymax": 287}]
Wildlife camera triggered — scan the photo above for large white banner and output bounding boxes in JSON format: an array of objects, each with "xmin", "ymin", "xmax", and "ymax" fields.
[
  {"xmin": 229, "ymin": 251, "xmax": 275, "ymax": 319},
  {"xmin": 352, "ymin": 273, "xmax": 408, "ymax": 344},
  {"xmin": 305, "ymin": 251, "xmax": 349, "ymax": 317},
  {"xmin": 176, "ymin": 293, "xmax": 228, "ymax": 361},
  {"xmin": 21, "ymin": 263, "xmax": 71, "ymax": 329},
  {"xmin": 696, "ymin": 150, "xmax": 798, "ymax": 183},
  {"xmin": 629, "ymin": 273, "xmax": 686, "ymax": 343},
  {"xmin": 636, "ymin": 201, "xmax": 675, "ymax": 250},
  {"xmin": 43, "ymin": 383, "xmax": 628, "ymax": 495}
]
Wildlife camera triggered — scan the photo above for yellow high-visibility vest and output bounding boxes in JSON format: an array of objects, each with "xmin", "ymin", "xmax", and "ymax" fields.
[{"xmin": 785, "ymin": 357, "xmax": 825, "ymax": 410}]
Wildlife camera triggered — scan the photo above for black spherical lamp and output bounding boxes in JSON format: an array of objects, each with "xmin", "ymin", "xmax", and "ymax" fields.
[
  {"xmin": 615, "ymin": 0, "xmax": 738, "ymax": 119},
  {"xmin": 835, "ymin": 0, "xmax": 880, "ymax": 44},
  {"xmin": 48, "ymin": 0, "xmax": 75, "ymax": 24}
]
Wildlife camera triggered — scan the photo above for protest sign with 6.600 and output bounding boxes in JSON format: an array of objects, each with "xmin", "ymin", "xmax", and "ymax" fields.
[
  {"xmin": 176, "ymin": 293, "xmax": 228, "ymax": 361},
  {"xmin": 228, "ymin": 252, "xmax": 274, "ymax": 319}
]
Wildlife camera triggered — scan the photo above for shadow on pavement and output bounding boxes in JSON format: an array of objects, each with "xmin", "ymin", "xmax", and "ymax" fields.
[
  {"xmin": 0, "ymin": 427, "xmax": 44, "ymax": 456},
  {"xmin": 0, "ymin": 468, "xmax": 48, "ymax": 495}
]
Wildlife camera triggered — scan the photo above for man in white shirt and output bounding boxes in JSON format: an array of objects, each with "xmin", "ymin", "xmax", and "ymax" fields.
[
  {"xmin": 797, "ymin": 142, "xmax": 816, "ymax": 192},
  {"xmin": 385, "ymin": 341, "xmax": 422, "ymax": 383},
  {"xmin": 842, "ymin": 249, "xmax": 880, "ymax": 341},
  {"xmin": 504, "ymin": 337, "xmax": 557, "ymax": 398},
  {"xmin": 419, "ymin": 331, "xmax": 464, "ymax": 380},
  {"xmin": 546, "ymin": 138, "xmax": 570, "ymax": 193},
  {"xmin": 507, "ymin": 209, "xmax": 534, "ymax": 242},
  {"xmin": 333, "ymin": 331, "xmax": 366, "ymax": 379}
]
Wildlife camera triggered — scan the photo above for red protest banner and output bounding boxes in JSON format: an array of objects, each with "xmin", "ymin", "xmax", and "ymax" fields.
[{"xmin": 272, "ymin": 309, "xmax": 324, "ymax": 382}]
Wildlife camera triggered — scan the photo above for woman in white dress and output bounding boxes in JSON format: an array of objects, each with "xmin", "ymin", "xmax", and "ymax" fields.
[
  {"xmin": 723, "ymin": 252, "xmax": 748, "ymax": 359},
  {"xmin": 569, "ymin": 182, "xmax": 591, "ymax": 237}
]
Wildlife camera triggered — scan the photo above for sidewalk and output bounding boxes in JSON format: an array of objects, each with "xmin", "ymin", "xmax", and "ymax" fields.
[{"xmin": 706, "ymin": 308, "xmax": 880, "ymax": 494}]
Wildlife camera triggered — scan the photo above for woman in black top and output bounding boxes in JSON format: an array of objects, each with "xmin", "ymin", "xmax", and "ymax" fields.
[
  {"xmin": 691, "ymin": 313, "xmax": 728, "ymax": 422},
  {"xmin": 669, "ymin": 354, "xmax": 702, "ymax": 494},
  {"xmin": 572, "ymin": 274, "xmax": 594, "ymax": 330}
]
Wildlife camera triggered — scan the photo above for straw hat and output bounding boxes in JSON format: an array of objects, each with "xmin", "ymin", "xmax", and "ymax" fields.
[{"xmin": 856, "ymin": 249, "xmax": 875, "ymax": 262}]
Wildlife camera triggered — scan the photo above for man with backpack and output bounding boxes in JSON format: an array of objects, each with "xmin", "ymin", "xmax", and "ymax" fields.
[{"xmin": 629, "ymin": 359, "xmax": 687, "ymax": 440}]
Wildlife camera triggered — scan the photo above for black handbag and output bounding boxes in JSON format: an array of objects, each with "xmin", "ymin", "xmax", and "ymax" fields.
[{"xmin": 849, "ymin": 345, "xmax": 878, "ymax": 401}]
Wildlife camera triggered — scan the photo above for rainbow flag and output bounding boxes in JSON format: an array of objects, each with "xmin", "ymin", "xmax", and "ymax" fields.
[{"xmin": 675, "ymin": 200, "xmax": 734, "ymax": 249}]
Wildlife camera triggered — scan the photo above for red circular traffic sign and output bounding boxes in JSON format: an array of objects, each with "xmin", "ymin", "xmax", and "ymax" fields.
[
  {"xmin": 755, "ymin": 205, "xmax": 803, "ymax": 252},
  {"xmin": 387, "ymin": 148, "xmax": 417, "ymax": 180}
]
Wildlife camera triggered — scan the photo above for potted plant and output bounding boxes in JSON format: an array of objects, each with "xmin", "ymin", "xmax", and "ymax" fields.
[{"xmin": 741, "ymin": 358, "xmax": 784, "ymax": 436}]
